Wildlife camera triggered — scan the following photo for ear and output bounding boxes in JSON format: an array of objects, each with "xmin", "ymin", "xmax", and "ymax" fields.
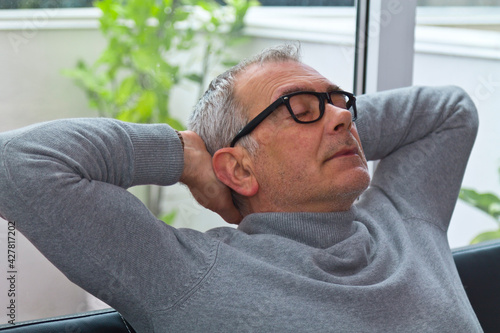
[{"xmin": 212, "ymin": 148, "xmax": 259, "ymax": 197}]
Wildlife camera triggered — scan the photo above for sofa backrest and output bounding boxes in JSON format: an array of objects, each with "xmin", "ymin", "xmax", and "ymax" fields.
[
  {"xmin": 0, "ymin": 308, "xmax": 136, "ymax": 333},
  {"xmin": 452, "ymin": 239, "xmax": 500, "ymax": 333}
]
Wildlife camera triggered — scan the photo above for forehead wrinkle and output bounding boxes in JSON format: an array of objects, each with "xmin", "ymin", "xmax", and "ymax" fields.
[
  {"xmin": 275, "ymin": 85, "xmax": 311, "ymax": 99},
  {"xmin": 274, "ymin": 83, "xmax": 342, "ymax": 101}
]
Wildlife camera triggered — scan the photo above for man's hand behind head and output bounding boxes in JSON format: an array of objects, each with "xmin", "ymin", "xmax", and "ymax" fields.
[{"xmin": 179, "ymin": 131, "xmax": 243, "ymax": 225}]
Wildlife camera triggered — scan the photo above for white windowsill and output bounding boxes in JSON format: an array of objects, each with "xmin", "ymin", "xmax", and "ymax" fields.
[
  {"xmin": 0, "ymin": 6, "xmax": 498, "ymax": 60},
  {"xmin": 0, "ymin": 7, "xmax": 100, "ymax": 30}
]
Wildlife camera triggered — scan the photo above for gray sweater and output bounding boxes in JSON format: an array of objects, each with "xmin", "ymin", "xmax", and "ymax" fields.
[{"xmin": 0, "ymin": 86, "xmax": 482, "ymax": 332}]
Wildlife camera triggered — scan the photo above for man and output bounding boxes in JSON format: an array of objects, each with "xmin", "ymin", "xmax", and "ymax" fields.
[{"xmin": 0, "ymin": 44, "xmax": 481, "ymax": 332}]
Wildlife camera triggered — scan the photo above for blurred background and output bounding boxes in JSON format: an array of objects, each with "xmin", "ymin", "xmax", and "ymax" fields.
[{"xmin": 0, "ymin": 0, "xmax": 499, "ymax": 325}]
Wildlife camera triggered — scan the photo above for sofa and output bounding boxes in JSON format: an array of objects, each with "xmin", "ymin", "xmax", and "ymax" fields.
[{"xmin": 1, "ymin": 239, "xmax": 499, "ymax": 333}]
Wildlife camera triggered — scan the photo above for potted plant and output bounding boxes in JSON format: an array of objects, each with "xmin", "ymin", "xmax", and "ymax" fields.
[{"xmin": 64, "ymin": 0, "xmax": 255, "ymax": 223}]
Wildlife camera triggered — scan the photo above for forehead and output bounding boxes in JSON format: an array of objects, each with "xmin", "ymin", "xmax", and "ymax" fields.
[{"xmin": 234, "ymin": 61, "xmax": 335, "ymax": 114}]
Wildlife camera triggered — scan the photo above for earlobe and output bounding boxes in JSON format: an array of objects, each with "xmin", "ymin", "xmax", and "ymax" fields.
[{"xmin": 212, "ymin": 148, "xmax": 259, "ymax": 197}]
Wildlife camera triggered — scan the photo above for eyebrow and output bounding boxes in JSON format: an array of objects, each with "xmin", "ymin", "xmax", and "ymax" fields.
[
  {"xmin": 276, "ymin": 84, "xmax": 342, "ymax": 98},
  {"xmin": 327, "ymin": 84, "xmax": 342, "ymax": 92}
]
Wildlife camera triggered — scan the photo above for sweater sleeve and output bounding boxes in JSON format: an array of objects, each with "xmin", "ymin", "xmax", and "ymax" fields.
[
  {"xmin": 355, "ymin": 86, "xmax": 479, "ymax": 230},
  {"xmin": 0, "ymin": 118, "xmax": 219, "ymax": 331}
]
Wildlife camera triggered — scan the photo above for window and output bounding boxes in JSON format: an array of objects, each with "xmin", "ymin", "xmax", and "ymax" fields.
[
  {"xmin": 415, "ymin": 0, "xmax": 500, "ymax": 248},
  {"xmin": 0, "ymin": 0, "xmax": 93, "ymax": 9}
]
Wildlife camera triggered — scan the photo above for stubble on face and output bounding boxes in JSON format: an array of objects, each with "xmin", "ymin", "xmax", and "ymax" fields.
[
  {"xmin": 251, "ymin": 131, "xmax": 370, "ymax": 213},
  {"xmin": 235, "ymin": 61, "xmax": 371, "ymax": 213}
]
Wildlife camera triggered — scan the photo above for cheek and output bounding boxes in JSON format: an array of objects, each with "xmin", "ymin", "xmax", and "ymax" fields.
[
  {"xmin": 274, "ymin": 140, "xmax": 316, "ymax": 168},
  {"xmin": 274, "ymin": 148, "xmax": 318, "ymax": 185},
  {"xmin": 351, "ymin": 127, "xmax": 367, "ymax": 162},
  {"xmin": 255, "ymin": 124, "xmax": 320, "ymax": 173},
  {"xmin": 255, "ymin": 142, "xmax": 313, "ymax": 182}
]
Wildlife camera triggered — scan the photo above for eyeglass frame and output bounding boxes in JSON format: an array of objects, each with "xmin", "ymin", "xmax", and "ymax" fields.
[{"xmin": 230, "ymin": 90, "xmax": 357, "ymax": 147}]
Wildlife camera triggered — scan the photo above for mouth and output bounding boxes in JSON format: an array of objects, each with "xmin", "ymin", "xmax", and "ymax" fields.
[{"xmin": 326, "ymin": 146, "xmax": 359, "ymax": 162}]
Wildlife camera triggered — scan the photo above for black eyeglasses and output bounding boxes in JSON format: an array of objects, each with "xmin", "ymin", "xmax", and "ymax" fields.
[{"xmin": 230, "ymin": 90, "xmax": 357, "ymax": 147}]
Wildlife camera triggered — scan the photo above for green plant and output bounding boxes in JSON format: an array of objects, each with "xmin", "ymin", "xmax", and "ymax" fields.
[
  {"xmin": 64, "ymin": 0, "xmax": 255, "ymax": 223},
  {"xmin": 459, "ymin": 166, "xmax": 500, "ymax": 244}
]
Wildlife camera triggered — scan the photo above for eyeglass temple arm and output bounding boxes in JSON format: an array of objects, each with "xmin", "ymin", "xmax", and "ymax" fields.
[{"xmin": 230, "ymin": 98, "xmax": 285, "ymax": 147}]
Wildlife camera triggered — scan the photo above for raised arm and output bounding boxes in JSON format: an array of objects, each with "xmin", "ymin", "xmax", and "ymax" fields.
[
  {"xmin": 0, "ymin": 118, "xmax": 224, "ymax": 331},
  {"xmin": 355, "ymin": 86, "xmax": 478, "ymax": 230}
]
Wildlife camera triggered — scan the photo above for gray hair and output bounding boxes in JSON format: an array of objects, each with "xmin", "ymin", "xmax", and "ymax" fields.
[{"xmin": 188, "ymin": 43, "xmax": 302, "ymax": 155}]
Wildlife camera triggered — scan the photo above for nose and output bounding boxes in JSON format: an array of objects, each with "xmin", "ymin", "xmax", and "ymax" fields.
[{"xmin": 323, "ymin": 103, "xmax": 353, "ymax": 133}]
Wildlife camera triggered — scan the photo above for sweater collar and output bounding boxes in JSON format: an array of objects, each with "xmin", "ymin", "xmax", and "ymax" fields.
[{"xmin": 237, "ymin": 208, "xmax": 358, "ymax": 249}]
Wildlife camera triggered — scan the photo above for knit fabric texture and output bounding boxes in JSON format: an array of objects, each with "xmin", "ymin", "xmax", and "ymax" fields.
[{"xmin": 0, "ymin": 86, "xmax": 482, "ymax": 332}]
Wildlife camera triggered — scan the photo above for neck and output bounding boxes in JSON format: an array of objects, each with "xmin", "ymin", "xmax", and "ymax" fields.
[
  {"xmin": 243, "ymin": 194, "xmax": 356, "ymax": 215},
  {"xmin": 238, "ymin": 209, "xmax": 359, "ymax": 248}
]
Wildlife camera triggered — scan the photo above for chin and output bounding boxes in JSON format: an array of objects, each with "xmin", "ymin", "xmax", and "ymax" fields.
[
  {"xmin": 312, "ymin": 171, "xmax": 370, "ymax": 212},
  {"xmin": 354, "ymin": 168, "xmax": 371, "ymax": 192},
  {"xmin": 337, "ymin": 168, "xmax": 371, "ymax": 199}
]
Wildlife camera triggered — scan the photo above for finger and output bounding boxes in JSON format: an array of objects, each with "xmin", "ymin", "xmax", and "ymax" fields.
[{"xmin": 189, "ymin": 182, "xmax": 242, "ymax": 225}]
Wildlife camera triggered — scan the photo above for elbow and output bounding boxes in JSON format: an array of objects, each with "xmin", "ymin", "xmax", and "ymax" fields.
[{"xmin": 450, "ymin": 85, "xmax": 479, "ymax": 137}]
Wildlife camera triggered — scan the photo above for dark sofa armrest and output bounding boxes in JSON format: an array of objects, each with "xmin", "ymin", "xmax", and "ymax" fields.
[
  {"xmin": 452, "ymin": 239, "xmax": 500, "ymax": 333},
  {"xmin": 0, "ymin": 308, "xmax": 136, "ymax": 333}
]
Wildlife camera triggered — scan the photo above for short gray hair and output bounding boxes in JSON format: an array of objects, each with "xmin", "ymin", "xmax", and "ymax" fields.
[{"xmin": 188, "ymin": 43, "xmax": 302, "ymax": 155}]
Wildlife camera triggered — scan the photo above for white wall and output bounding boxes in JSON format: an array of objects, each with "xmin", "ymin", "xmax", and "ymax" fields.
[
  {"xmin": 412, "ymin": 11, "xmax": 500, "ymax": 246},
  {"xmin": 0, "ymin": 6, "xmax": 499, "ymax": 324},
  {"xmin": 0, "ymin": 9, "xmax": 105, "ymax": 324},
  {"xmin": 0, "ymin": 15, "xmax": 102, "ymax": 131},
  {"xmin": 413, "ymin": 51, "xmax": 500, "ymax": 247}
]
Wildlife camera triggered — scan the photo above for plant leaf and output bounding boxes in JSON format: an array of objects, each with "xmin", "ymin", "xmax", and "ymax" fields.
[
  {"xmin": 131, "ymin": 49, "xmax": 156, "ymax": 72},
  {"xmin": 184, "ymin": 73, "xmax": 203, "ymax": 84},
  {"xmin": 135, "ymin": 91, "xmax": 157, "ymax": 120},
  {"xmin": 163, "ymin": 116, "xmax": 186, "ymax": 131},
  {"xmin": 159, "ymin": 209, "xmax": 177, "ymax": 225},
  {"xmin": 470, "ymin": 229, "xmax": 500, "ymax": 244},
  {"xmin": 116, "ymin": 76, "xmax": 137, "ymax": 105},
  {"xmin": 459, "ymin": 188, "xmax": 500, "ymax": 222}
]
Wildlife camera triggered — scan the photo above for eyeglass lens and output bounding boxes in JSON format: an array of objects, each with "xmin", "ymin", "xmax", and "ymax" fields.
[{"xmin": 287, "ymin": 92, "xmax": 352, "ymax": 123}]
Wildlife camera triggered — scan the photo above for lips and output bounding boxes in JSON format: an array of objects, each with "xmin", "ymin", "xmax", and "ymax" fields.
[{"xmin": 326, "ymin": 146, "xmax": 359, "ymax": 162}]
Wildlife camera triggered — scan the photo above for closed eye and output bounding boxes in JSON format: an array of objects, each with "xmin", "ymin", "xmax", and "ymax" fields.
[{"xmin": 295, "ymin": 110, "xmax": 312, "ymax": 119}]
